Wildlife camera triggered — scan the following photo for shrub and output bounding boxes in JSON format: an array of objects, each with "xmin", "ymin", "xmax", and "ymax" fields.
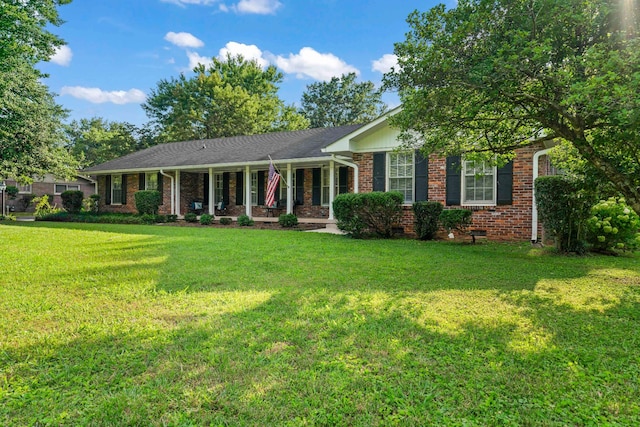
[
  {"xmin": 219, "ymin": 217, "xmax": 232, "ymax": 225},
  {"xmin": 200, "ymin": 214, "xmax": 213, "ymax": 225},
  {"xmin": 83, "ymin": 194, "xmax": 100, "ymax": 213},
  {"xmin": 139, "ymin": 213, "xmax": 157, "ymax": 224},
  {"xmin": 0, "ymin": 213, "xmax": 16, "ymax": 221},
  {"xmin": 439, "ymin": 209, "xmax": 472, "ymax": 235},
  {"xmin": 184, "ymin": 212, "xmax": 198, "ymax": 223},
  {"xmin": 413, "ymin": 201, "xmax": 443, "ymax": 240},
  {"xmin": 155, "ymin": 215, "xmax": 167, "ymax": 223},
  {"xmin": 166, "ymin": 214, "xmax": 178, "ymax": 223},
  {"xmin": 134, "ymin": 190, "xmax": 161, "ymax": 215},
  {"xmin": 333, "ymin": 192, "xmax": 403, "ymax": 238},
  {"xmin": 535, "ymin": 176, "xmax": 594, "ymax": 253},
  {"xmin": 61, "ymin": 190, "xmax": 84, "ymax": 214},
  {"xmin": 19, "ymin": 193, "xmax": 35, "ymax": 211},
  {"xmin": 585, "ymin": 197, "xmax": 640, "ymax": 253},
  {"xmin": 33, "ymin": 195, "xmax": 61, "ymax": 219},
  {"xmin": 237, "ymin": 214, "xmax": 254, "ymax": 226},
  {"xmin": 5, "ymin": 185, "xmax": 18, "ymax": 199},
  {"xmin": 278, "ymin": 213, "xmax": 298, "ymax": 228}
]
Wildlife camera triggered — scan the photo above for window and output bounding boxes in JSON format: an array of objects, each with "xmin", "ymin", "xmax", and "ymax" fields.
[
  {"xmin": 214, "ymin": 174, "xmax": 224, "ymax": 204},
  {"xmin": 321, "ymin": 167, "xmax": 343, "ymax": 206},
  {"xmin": 111, "ymin": 175, "xmax": 123, "ymax": 205},
  {"xmin": 145, "ymin": 172, "xmax": 158, "ymax": 191},
  {"xmin": 18, "ymin": 184, "xmax": 32, "ymax": 194},
  {"xmin": 54, "ymin": 184, "xmax": 80, "ymax": 194},
  {"xmin": 462, "ymin": 160, "xmax": 496, "ymax": 205},
  {"xmin": 251, "ymin": 171, "xmax": 258, "ymax": 206},
  {"xmin": 388, "ymin": 152, "xmax": 414, "ymax": 203}
]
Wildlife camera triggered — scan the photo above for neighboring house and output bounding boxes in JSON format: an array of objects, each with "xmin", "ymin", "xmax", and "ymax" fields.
[
  {"xmin": 82, "ymin": 107, "xmax": 555, "ymax": 241},
  {"xmin": 4, "ymin": 175, "xmax": 96, "ymax": 212}
]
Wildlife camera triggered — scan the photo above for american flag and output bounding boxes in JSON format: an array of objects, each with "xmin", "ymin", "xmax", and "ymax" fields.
[{"xmin": 266, "ymin": 162, "xmax": 280, "ymax": 207}]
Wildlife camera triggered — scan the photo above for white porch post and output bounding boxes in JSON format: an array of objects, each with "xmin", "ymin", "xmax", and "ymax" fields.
[
  {"xmin": 175, "ymin": 170, "xmax": 181, "ymax": 217},
  {"xmin": 245, "ymin": 166, "xmax": 251, "ymax": 217},
  {"xmin": 286, "ymin": 163, "xmax": 293, "ymax": 214},
  {"xmin": 328, "ymin": 160, "xmax": 335, "ymax": 220},
  {"xmin": 208, "ymin": 168, "xmax": 214, "ymax": 216}
]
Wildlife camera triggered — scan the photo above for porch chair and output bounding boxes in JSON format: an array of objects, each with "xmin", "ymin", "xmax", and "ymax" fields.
[{"xmin": 189, "ymin": 200, "xmax": 204, "ymax": 215}]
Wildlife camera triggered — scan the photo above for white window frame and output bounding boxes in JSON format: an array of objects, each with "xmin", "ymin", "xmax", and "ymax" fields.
[
  {"xmin": 145, "ymin": 172, "xmax": 158, "ymax": 191},
  {"xmin": 251, "ymin": 171, "xmax": 258, "ymax": 206},
  {"xmin": 54, "ymin": 184, "xmax": 80, "ymax": 195},
  {"xmin": 461, "ymin": 159, "xmax": 497, "ymax": 206},
  {"xmin": 18, "ymin": 184, "xmax": 32, "ymax": 194},
  {"xmin": 214, "ymin": 173, "xmax": 224, "ymax": 204},
  {"xmin": 111, "ymin": 175, "xmax": 123, "ymax": 205},
  {"xmin": 321, "ymin": 167, "xmax": 343, "ymax": 206},
  {"xmin": 387, "ymin": 152, "xmax": 414, "ymax": 204}
]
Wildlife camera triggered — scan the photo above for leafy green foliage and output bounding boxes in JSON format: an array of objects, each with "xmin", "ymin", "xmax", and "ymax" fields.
[
  {"xmin": 300, "ymin": 72, "xmax": 387, "ymax": 127},
  {"xmin": 142, "ymin": 54, "xmax": 309, "ymax": 142},
  {"xmin": 134, "ymin": 191, "xmax": 161, "ymax": 215},
  {"xmin": 33, "ymin": 195, "xmax": 61, "ymax": 218},
  {"xmin": 0, "ymin": 0, "xmax": 78, "ymax": 182},
  {"xmin": 219, "ymin": 217, "xmax": 232, "ymax": 225},
  {"xmin": 60, "ymin": 190, "xmax": 84, "ymax": 214},
  {"xmin": 83, "ymin": 194, "xmax": 100, "ymax": 213},
  {"xmin": 237, "ymin": 214, "xmax": 254, "ymax": 226},
  {"xmin": 535, "ymin": 176, "xmax": 594, "ymax": 253},
  {"xmin": 586, "ymin": 197, "xmax": 640, "ymax": 253},
  {"xmin": 184, "ymin": 212, "xmax": 198, "ymax": 223},
  {"xmin": 199, "ymin": 214, "xmax": 213, "ymax": 225},
  {"xmin": 439, "ymin": 209, "xmax": 472, "ymax": 234},
  {"xmin": 385, "ymin": 0, "xmax": 640, "ymax": 214},
  {"xmin": 5, "ymin": 186, "xmax": 19, "ymax": 199},
  {"xmin": 278, "ymin": 213, "xmax": 298, "ymax": 228},
  {"xmin": 413, "ymin": 201, "xmax": 443, "ymax": 240},
  {"xmin": 333, "ymin": 192, "xmax": 403, "ymax": 238}
]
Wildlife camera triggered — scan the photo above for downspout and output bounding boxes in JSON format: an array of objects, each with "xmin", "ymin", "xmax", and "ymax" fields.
[
  {"xmin": 159, "ymin": 169, "xmax": 175, "ymax": 215},
  {"xmin": 331, "ymin": 155, "xmax": 359, "ymax": 193},
  {"xmin": 531, "ymin": 148, "xmax": 552, "ymax": 243}
]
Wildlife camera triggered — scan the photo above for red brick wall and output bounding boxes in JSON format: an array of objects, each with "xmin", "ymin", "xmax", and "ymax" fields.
[{"xmin": 354, "ymin": 147, "xmax": 543, "ymax": 241}]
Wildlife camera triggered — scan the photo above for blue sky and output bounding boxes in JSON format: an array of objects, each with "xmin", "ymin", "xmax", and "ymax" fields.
[{"xmin": 39, "ymin": 0, "xmax": 444, "ymax": 127}]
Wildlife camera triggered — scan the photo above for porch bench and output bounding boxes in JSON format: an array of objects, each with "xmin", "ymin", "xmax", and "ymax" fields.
[{"xmin": 469, "ymin": 229, "xmax": 487, "ymax": 244}]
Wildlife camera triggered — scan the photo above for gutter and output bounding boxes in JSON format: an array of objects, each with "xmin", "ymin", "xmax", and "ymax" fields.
[
  {"xmin": 159, "ymin": 169, "xmax": 175, "ymax": 215},
  {"xmin": 531, "ymin": 148, "xmax": 553, "ymax": 243},
  {"xmin": 331, "ymin": 155, "xmax": 359, "ymax": 193}
]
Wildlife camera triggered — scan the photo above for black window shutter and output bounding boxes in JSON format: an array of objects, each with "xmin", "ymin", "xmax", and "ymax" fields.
[
  {"xmin": 121, "ymin": 174, "xmax": 128, "ymax": 205},
  {"xmin": 235, "ymin": 171, "xmax": 244, "ymax": 205},
  {"xmin": 203, "ymin": 173, "xmax": 209, "ymax": 205},
  {"xmin": 446, "ymin": 156, "xmax": 461, "ymax": 206},
  {"xmin": 373, "ymin": 152, "xmax": 385, "ymax": 191},
  {"xmin": 105, "ymin": 175, "xmax": 111, "ymax": 205},
  {"xmin": 222, "ymin": 172, "xmax": 230, "ymax": 205},
  {"xmin": 497, "ymin": 161, "xmax": 513, "ymax": 205},
  {"xmin": 157, "ymin": 173, "xmax": 164, "ymax": 205},
  {"xmin": 257, "ymin": 170, "xmax": 265, "ymax": 205},
  {"xmin": 312, "ymin": 168, "xmax": 321, "ymax": 206},
  {"xmin": 415, "ymin": 150, "xmax": 429, "ymax": 201},
  {"xmin": 338, "ymin": 167, "xmax": 348, "ymax": 194},
  {"xmin": 295, "ymin": 169, "xmax": 305, "ymax": 205},
  {"xmin": 139, "ymin": 173, "xmax": 145, "ymax": 190}
]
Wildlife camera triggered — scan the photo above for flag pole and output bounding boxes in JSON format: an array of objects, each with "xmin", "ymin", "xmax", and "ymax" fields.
[{"xmin": 267, "ymin": 155, "xmax": 288, "ymax": 186}]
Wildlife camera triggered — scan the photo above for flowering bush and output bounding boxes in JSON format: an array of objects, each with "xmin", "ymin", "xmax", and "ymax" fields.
[{"xmin": 586, "ymin": 197, "xmax": 640, "ymax": 253}]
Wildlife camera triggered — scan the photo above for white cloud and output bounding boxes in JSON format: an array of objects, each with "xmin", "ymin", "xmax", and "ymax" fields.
[
  {"xmin": 164, "ymin": 31, "xmax": 204, "ymax": 48},
  {"xmin": 60, "ymin": 86, "xmax": 146, "ymax": 104},
  {"xmin": 235, "ymin": 0, "xmax": 281, "ymax": 14},
  {"xmin": 218, "ymin": 41, "xmax": 268, "ymax": 67},
  {"xmin": 50, "ymin": 45, "xmax": 72, "ymax": 66},
  {"xmin": 160, "ymin": 0, "xmax": 218, "ymax": 7},
  {"xmin": 273, "ymin": 47, "xmax": 359, "ymax": 81},
  {"xmin": 187, "ymin": 50, "xmax": 213, "ymax": 69},
  {"xmin": 372, "ymin": 54, "xmax": 398, "ymax": 74}
]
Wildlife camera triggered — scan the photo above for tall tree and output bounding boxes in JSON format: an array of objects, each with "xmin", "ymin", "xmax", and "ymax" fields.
[
  {"xmin": 300, "ymin": 72, "xmax": 387, "ymax": 128},
  {"xmin": 0, "ymin": 0, "xmax": 78, "ymax": 182},
  {"xmin": 142, "ymin": 54, "xmax": 309, "ymax": 141},
  {"xmin": 65, "ymin": 118, "xmax": 141, "ymax": 167},
  {"xmin": 384, "ymin": 0, "xmax": 640, "ymax": 214}
]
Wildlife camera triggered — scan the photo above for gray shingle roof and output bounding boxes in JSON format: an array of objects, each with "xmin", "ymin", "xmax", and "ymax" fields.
[{"xmin": 83, "ymin": 125, "xmax": 363, "ymax": 173}]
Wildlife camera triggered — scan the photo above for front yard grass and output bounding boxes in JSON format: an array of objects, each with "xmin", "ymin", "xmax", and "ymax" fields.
[{"xmin": 1, "ymin": 222, "xmax": 639, "ymax": 425}]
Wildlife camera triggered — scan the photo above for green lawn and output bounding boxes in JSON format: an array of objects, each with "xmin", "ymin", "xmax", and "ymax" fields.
[{"xmin": 1, "ymin": 222, "xmax": 639, "ymax": 426}]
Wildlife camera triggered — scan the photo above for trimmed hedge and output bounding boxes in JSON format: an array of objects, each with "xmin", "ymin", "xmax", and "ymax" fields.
[
  {"xmin": 413, "ymin": 201, "xmax": 443, "ymax": 240},
  {"xmin": 333, "ymin": 192, "xmax": 403, "ymax": 238},
  {"xmin": 200, "ymin": 214, "xmax": 213, "ymax": 225},
  {"xmin": 134, "ymin": 190, "xmax": 162, "ymax": 215},
  {"xmin": 278, "ymin": 213, "xmax": 298, "ymax": 228},
  {"xmin": 61, "ymin": 190, "xmax": 84, "ymax": 214}
]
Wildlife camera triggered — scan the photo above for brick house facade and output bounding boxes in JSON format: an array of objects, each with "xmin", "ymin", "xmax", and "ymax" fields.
[{"xmin": 4, "ymin": 175, "xmax": 96, "ymax": 212}]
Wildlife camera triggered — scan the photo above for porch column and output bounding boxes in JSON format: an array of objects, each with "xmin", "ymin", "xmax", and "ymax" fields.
[
  {"xmin": 175, "ymin": 170, "xmax": 181, "ymax": 217},
  {"xmin": 208, "ymin": 168, "xmax": 214, "ymax": 216},
  {"xmin": 245, "ymin": 165, "xmax": 251, "ymax": 217},
  {"xmin": 328, "ymin": 160, "xmax": 335, "ymax": 220},
  {"xmin": 286, "ymin": 163, "xmax": 293, "ymax": 214}
]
